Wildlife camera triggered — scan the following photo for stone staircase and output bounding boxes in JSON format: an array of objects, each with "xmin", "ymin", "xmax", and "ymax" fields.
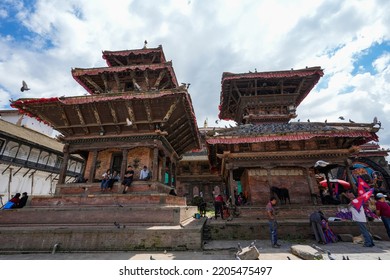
[
  {"xmin": 204, "ymin": 204, "xmax": 390, "ymax": 242},
  {"xmin": 0, "ymin": 181, "xmax": 204, "ymax": 253}
]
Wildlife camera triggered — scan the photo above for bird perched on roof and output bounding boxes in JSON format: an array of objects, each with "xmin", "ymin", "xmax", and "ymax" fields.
[
  {"xmin": 143, "ymin": 40, "xmax": 148, "ymax": 49},
  {"xmin": 307, "ymin": 119, "xmax": 310, "ymax": 122},
  {"xmin": 349, "ymin": 119, "xmax": 355, "ymax": 123},
  {"xmin": 20, "ymin": 80, "xmax": 30, "ymax": 92}
]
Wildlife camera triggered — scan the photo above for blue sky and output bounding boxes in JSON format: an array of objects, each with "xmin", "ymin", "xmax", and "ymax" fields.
[{"xmin": 0, "ymin": 0, "xmax": 390, "ymax": 153}]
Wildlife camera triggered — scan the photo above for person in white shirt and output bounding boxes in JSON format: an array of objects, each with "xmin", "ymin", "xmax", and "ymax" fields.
[
  {"xmin": 349, "ymin": 201, "xmax": 375, "ymax": 247},
  {"xmin": 139, "ymin": 166, "xmax": 150, "ymax": 180}
]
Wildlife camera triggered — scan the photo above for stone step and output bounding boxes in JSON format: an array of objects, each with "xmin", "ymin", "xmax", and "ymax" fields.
[
  {"xmin": 56, "ymin": 181, "xmax": 173, "ymax": 195},
  {"xmin": 29, "ymin": 193, "xmax": 187, "ymax": 207},
  {"xmin": 0, "ymin": 205, "xmax": 198, "ymax": 226},
  {"xmin": 0, "ymin": 218, "xmax": 207, "ymax": 252},
  {"xmin": 206, "ymin": 217, "xmax": 390, "ymax": 241},
  {"xmin": 229, "ymin": 205, "xmax": 346, "ymax": 220}
]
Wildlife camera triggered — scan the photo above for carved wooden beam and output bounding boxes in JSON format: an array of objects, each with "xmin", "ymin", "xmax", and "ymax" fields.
[
  {"xmin": 151, "ymin": 53, "xmax": 157, "ymax": 63},
  {"xmin": 113, "ymin": 57, "xmax": 124, "ymax": 66},
  {"xmin": 280, "ymin": 80, "xmax": 284, "ymax": 94},
  {"xmin": 177, "ymin": 135, "xmax": 196, "ymax": 155},
  {"xmin": 169, "ymin": 115, "xmax": 186, "ymax": 132},
  {"xmin": 144, "ymin": 70, "xmax": 150, "ymax": 89},
  {"xmin": 84, "ymin": 76, "xmax": 104, "ymax": 93},
  {"xmin": 108, "ymin": 102, "xmax": 121, "ymax": 133},
  {"xmin": 160, "ymin": 79, "xmax": 170, "ymax": 89},
  {"xmin": 143, "ymin": 99, "xmax": 154, "ymax": 130},
  {"xmin": 170, "ymin": 126, "xmax": 191, "ymax": 146},
  {"xmin": 154, "ymin": 70, "xmax": 166, "ymax": 88},
  {"xmin": 101, "ymin": 73, "xmax": 109, "ymax": 92},
  {"xmin": 56, "ymin": 105, "xmax": 73, "ymax": 135},
  {"xmin": 130, "ymin": 71, "xmax": 141, "ymax": 91},
  {"xmin": 163, "ymin": 98, "xmax": 179, "ymax": 122},
  {"xmin": 56, "ymin": 120, "xmax": 156, "ymax": 129},
  {"xmin": 74, "ymin": 105, "xmax": 89, "ymax": 134},
  {"xmin": 125, "ymin": 100, "xmax": 138, "ymax": 129},
  {"xmin": 233, "ymin": 81, "xmax": 242, "ymax": 97},
  {"xmin": 91, "ymin": 103, "xmax": 104, "ymax": 133},
  {"xmin": 296, "ymin": 78, "xmax": 305, "ymax": 95},
  {"xmin": 113, "ymin": 73, "xmax": 122, "ymax": 92}
]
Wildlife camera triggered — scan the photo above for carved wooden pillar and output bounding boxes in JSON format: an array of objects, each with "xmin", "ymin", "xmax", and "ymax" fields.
[
  {"xmin": 120, "ymin": 149, "xmax": 128, "ymax": 181},
  {"xmin": 153, "ymin": 146, "xmax": 159, "ymax": 182},
  {"xmin": 58, "ymin": 143, "xmax": 69, "ymax": 184},
  {"xmin": 305, "ymin": 167, "xmax": 317, "ymax": 205},
  {"xmin": 88, "ymin": 150, "xmax": 98, "ymax": 183},
  {"xmin": 168, "ymin": 160, "xmax": 173, "ymax": 186},
  {"xmin": 345, "ymin": 159, "xmax": 357, "ymax": 194},
  {"xmin": 229, "ymin": 167, "xmax": 234, "ymax": 199},
  {"xmin": 172, "ymin": 161, "xmax": 176, "ymax": 187},
  {"xmin": 161, "ymin": 155, "xmax": 167, "ymax": 184}
]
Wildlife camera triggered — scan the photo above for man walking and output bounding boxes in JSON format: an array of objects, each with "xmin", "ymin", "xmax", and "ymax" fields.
[
  {"xmin": 349, "ymin": 203, "xmax": 375, "ymax": 247},
  {"xmin": 266, "ymin": 197, "xmax": 281, "ymax": 248},
  {"xmin": 375, "ymin": 193, "xmax": 390, "ymax": 239}
]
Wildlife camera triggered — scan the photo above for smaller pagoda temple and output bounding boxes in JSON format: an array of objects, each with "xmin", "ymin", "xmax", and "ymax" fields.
[{"xmin": 206, "ymin": 67, "xmax": 381, "ymax": 205}]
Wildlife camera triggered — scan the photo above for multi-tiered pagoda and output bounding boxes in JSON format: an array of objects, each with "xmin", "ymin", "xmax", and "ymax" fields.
[
  {"xmin": 206, "ymin": 67, "xmax": 381, "ymax": 205},
  {"xmin": 11, "ymin": 45, "xmax": 200, "ymax": 185}
]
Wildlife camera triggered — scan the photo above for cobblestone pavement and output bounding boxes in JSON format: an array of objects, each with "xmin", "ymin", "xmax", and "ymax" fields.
[{"xmin": 0, "ymin": 239, "xmax": 389, "ymax": 260}]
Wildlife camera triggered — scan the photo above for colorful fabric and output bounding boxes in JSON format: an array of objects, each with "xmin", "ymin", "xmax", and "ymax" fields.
[
  {"xmin": 351, "ymin": 188, "xmax": 374, "ymax": 211},
  {"xmin": 321, "ymin": 219, "xmax": 338, "ymax": 243}
]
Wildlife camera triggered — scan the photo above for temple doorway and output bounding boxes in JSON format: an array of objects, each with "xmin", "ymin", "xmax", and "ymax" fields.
[{"xmin": 111, "ymin": 153, "xmax": 122, "ymax": 173}]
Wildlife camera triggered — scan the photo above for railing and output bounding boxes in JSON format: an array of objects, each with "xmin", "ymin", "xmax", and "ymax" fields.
[{"xmin": 0, "ymin": 154, "xmax": 81, "ymax": 177}]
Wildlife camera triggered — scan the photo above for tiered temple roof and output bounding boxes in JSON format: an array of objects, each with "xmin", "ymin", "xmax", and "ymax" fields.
[
  {"xmin": 11, "ymin": 45, "xmax": 200, "ymax": 157},
  {"xmin": 219, "ymin": 67, "xmax": 324, "ymax": 124}
]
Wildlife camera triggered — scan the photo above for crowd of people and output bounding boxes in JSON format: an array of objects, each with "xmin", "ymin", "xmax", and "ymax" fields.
[{"xmin": 98, "ymin": 165, "xmax": 152, "ymax": 194}]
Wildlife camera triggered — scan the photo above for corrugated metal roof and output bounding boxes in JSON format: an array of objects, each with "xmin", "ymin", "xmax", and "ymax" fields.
[{"xmin": 0, "ymin": 119, "xmax": 63, "ymax": 152}]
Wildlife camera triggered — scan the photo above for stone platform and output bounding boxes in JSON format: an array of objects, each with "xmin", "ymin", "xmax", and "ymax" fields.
[
  {"xmin": 2, "ymin": 183, "xmax": 389, "ymax": 253},
  {"xmin": 0, "ymin": 180, "xmax": 202, "ymax": 252},
  {"xmin": 205, "ymin": 204, "xmax": 390, "ymax": 241}
]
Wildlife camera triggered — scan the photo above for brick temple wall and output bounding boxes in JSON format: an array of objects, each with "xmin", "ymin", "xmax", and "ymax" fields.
[
  {"xmin": 242, "ymin": 167, "xmax": 313, "ymax": 205},
  {"xmin": 85, "ymin": 147, "xmax": 152, "ymax": 181}
]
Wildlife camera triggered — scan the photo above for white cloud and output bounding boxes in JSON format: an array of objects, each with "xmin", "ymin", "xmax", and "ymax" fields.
[{"xmin": 0, "ymin": 0, "xmax": 390, "ymax": 150}]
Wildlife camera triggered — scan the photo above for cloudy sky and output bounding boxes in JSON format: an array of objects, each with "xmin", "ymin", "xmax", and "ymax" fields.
[{"xmin": 0, "ymin": 0, "xmax": 389, "ymax": 151}]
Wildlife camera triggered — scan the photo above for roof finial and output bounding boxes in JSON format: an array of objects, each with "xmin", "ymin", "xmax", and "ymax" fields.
[
  {"xmin": 143, "ymin": 40, "xmax": 148, "ymax": 49},
  {"xmin": 204, "ymin": 118, "xmax": 208, "ymax": 128}
]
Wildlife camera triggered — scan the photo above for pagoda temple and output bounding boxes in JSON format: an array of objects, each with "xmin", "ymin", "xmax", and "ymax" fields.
[
  {"xmin": 206, "ymin": 67, "xmax": 382, "ymax": 205},
  {"xmin": 11, "ymin": 45, "xmax": 200, "ymax": 186}
]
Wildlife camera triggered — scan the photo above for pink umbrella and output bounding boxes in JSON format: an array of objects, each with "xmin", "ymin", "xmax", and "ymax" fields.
[{"xmin": 319, "ymin": 179, "xmax": 351, "ymax": 189}]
